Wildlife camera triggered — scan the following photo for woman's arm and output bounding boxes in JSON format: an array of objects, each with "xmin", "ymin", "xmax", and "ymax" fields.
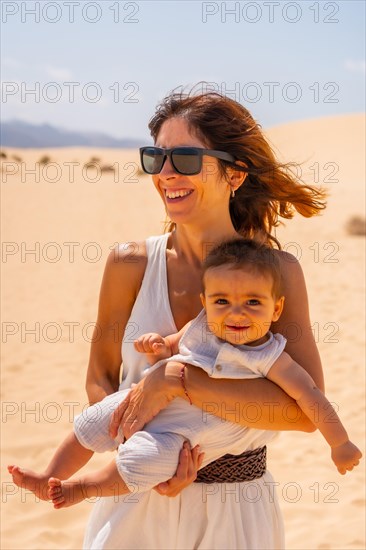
[
  {"xmin": 273, "ymin": 250, "xmax": 324, "ymax": 390},
  {"xmin": 85, "ymin": 243, "xmax": 147, "ymax": 404},
  {"xmin": 86, "ymin": 242, "xmax": 203, "ymax": 496},
  {"xmin": 115, "ymin": 254, "xmax": 323, "ymax": 437}
]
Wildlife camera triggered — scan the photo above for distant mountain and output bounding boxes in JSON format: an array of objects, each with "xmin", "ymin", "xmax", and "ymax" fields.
[{"xmin": 0, "ymin": 120, "xmax": 142, "ymax": 148}]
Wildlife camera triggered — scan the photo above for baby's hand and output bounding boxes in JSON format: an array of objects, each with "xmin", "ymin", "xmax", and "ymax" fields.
[
  {"xmin": 134, "ymin": 333, "xmax": 172, "ymax": 364},
  {"xmin": 331, "ymin": 441, "xmax": 362, "ymax": 474}
]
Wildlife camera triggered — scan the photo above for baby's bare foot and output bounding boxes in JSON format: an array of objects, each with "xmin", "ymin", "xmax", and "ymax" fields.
[
  {"xmin": 48, "ymin": 477, "xmax": 86, "ymax": 509},
  {"xmin": 8, "ymin": 465, "xmax": 49, "ymax": 501}
]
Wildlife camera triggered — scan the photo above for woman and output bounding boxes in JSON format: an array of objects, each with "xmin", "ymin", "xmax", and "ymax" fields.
[{"xmin": 84, "ymin": 88, "xmax": 326, "ymax": 549}]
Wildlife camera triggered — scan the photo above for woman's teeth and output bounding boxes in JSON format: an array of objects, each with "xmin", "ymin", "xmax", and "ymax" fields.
[{"xmin": 165, "ymin": 190, "xmax": 192, "ymax": 199}]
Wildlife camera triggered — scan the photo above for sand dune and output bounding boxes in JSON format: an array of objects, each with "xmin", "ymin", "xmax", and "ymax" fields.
[{"xmin": 1, "ymin": 114, "xmax": 365, "ymax": 549}]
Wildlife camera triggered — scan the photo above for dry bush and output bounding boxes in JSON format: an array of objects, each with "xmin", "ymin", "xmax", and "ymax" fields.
[
  {"xmin": 12, "ymin": 154, "xmax": 22, "ymax": 162},
  {"xmin": 100, "ymin": 164, "xmax": 115, "ymax": 173},
  {"xmin": 84, "ymin": 161, "xmax": 98, "ymax": 170},
  {"xmin": 39, "ymin": 155, "xmax": 51, "ymax": 164},
  {"xmin": 0, "ymin": 151, "xmax": 7, "ymax": 159},
  {"xmin": 84, "ymin": 160, "xmax": 115, "ymax": 174},
  {"xmin": 345, "ymin": 215, "xmax": 366, "ymax": 236}
]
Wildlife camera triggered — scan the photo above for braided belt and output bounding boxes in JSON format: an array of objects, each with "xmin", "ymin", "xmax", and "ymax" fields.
[{"xmin": 194, "ymin": 446, "xmax": 267, "ymax": 484}]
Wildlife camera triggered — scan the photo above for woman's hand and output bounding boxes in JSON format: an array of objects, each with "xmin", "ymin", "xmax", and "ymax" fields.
[
  {"xmin": 154, "ymin": 441, "xmax": 205, "ymax": 497},
  {"xmin": 109, "ymin": 361, "xmax": 184, "ymax": 440}
]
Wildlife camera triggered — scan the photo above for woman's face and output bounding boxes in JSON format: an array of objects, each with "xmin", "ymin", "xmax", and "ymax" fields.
[{"xmin": 152, "ymin": 117, "xmax": 230, "ymax": 226}]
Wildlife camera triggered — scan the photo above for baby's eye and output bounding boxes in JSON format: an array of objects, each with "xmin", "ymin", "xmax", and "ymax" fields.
[
  {"xmin": 247, "ymin": 299, "xmax": 260, "ymax": 306},
  {"xmin": 215, "ymin": 298, "xmax": 229, "ymax": 305}
]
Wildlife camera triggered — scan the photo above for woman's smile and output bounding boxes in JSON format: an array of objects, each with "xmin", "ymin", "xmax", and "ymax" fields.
[{"xmin": 164, "ymin": 188, "xmax": 194, "ymax": 202}]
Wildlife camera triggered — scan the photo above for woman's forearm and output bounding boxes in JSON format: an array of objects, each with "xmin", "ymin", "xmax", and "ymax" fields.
[
  {"xmin": 184, "ymin": 366, "xmax": 316, "ymax": 432},
  {"xmin": 86, "ymin": 362, "xmax": 120, "ymax": 405},
  {"xmin": 86, "ymin": 379, "xmax": 115, "ymax": 405}
]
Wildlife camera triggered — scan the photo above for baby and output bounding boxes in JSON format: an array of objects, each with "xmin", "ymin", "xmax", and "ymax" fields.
[{"xmin": 9, "ymin": 239, "xmax": 362, "ymax": 508}]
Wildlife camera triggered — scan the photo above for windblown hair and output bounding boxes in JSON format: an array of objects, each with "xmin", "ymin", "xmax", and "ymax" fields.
[
  {"xmin": 148, "ymin": 85, "xmax": 327, "ymax": 248},
  {"xmin": 202, "ymin": 239, "xmax": 282, "ymax": 299}
]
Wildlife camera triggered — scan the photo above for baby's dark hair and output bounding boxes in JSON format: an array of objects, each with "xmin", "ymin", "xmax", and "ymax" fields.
[{"xmin": 203, "ymin": 239, "xmax": 282, "ymax": 298}]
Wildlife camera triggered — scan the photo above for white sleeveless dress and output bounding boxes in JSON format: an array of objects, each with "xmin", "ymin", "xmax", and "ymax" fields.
[{"xmin": 83, "ymin": 234, "xmax": 285, "ymax": 550}]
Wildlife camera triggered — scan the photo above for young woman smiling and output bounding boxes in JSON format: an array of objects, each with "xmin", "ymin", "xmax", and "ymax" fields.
[{"xmin": 84, "ymin": 88, "xmax": 326, "ymax": 549}]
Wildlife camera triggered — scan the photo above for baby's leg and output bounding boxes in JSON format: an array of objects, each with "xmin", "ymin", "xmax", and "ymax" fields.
[
  {"xmin": 48, "ymin": 459, "xmax": 130, "ymax": 509},
  {"xmin": 9, "ymin": 389, "xmax": 128, "ymax": 502},
  {"xmin": 116, "ymin": 430, "xmax": 187, "ymax": 492},
  {"xmin": 73, "ymin": 390, "xmax": 129, "ymax": 452},
  {"xmin": 8, "ymin": 432, "xmax": 93, "ymax": 501}
]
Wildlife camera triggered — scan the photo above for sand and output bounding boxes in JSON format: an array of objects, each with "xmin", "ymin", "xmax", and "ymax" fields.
[{"xmin": 1, "ymin": 113, "xmax": 365, "ymax": 549}]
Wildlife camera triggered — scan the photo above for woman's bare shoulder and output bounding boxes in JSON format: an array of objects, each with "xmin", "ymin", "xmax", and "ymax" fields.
[
  {"xmin": 272, "ymin": 248, "xmax": 309, "ymax": 322},
  {"xmin": 102, "ymin": 240, "xmax": 148, "ymax": 302},
  {"xmin": 274, "ymin": 249, "xmax": 305, "ymax": 284},
  {"xmin": 274, "ymin": 248, "xmax": 300, "ymax": 263},
  {"xmin": 107, "ymin": 240, "xmax": 148, "ymax": 267}
]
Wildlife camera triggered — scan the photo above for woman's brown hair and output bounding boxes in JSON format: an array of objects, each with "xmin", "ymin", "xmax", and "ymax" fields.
[{"xmin": 148, "ymin": 86, "xmax": 327, "ymax": 248}]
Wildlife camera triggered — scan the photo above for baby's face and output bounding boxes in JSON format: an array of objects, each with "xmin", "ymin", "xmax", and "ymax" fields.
[{"xmin": 201, "ymin": 265, "xmax": 284, "ymax": 346}]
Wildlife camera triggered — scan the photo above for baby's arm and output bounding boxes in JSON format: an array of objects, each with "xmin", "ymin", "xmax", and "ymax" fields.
[
  {"xmin": 267, "ymin": 353, "xmax": 362, "ymax": 474},
  {"xmin": 134, "ymin": 322, "xmax": 191, "ymax": 365}
]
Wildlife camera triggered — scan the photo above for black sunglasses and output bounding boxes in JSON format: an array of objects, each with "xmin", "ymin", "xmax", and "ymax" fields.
[{"xmin": 139, "ymin": 146, "xmax": 247, "ymax": 176}]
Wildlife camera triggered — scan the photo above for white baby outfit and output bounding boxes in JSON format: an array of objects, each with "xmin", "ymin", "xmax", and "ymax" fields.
[{"xmin": 81, "ymin": 233, "xmax": 285, "ymax": 550}]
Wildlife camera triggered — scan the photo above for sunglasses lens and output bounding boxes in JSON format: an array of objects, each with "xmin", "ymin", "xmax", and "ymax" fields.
[
  {"xmin": 142, "ymin": 148, "xmax": 164, "ymax": 174},
  {"xmin": 171, "ymin": 149, "xmax": 201, "ymax": 175}
]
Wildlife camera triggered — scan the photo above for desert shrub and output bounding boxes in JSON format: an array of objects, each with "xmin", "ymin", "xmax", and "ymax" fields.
[
  {"xmin": 39, "ymin": 155, "xmax": 51, "ymax": 164},
  {"xmin": 12, "ymin": 155, "xmax": 22, "ymax": 162},
  {"xmin": 84, "ymin": 161, "xmax": 99, "ymax": 170},
  {"xmin": 345, "ymin": 215, "xmax": 366, "ymax": 236},
  {"xmin": 100, "ymin": 164, "xmax": 115, "ymax": 173},
  {"xmin": 0, "ymin": 151, "xmax": 7, "ymax": 159}
]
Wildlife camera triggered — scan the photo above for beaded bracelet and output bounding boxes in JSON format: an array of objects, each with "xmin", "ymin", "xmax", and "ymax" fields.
[{"xmin": 180, "ymin": 365, "xmax": 193, "ymax": 405}]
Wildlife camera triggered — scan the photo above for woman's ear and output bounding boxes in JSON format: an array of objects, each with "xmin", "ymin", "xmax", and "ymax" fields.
[{"xmin": 227, "ymin": 160, "xmax": 247, "ymax": 193}]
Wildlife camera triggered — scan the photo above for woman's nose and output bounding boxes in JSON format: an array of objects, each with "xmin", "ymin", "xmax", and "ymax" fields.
[{"xmin": 159, "ymin": 156, "xmax": 177, "ymax": 178}]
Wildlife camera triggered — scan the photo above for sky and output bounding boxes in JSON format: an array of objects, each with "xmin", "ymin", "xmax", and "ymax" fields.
[{"xmin": 1, "ymin": 0, "xmax": 365, "ymax": 142}]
